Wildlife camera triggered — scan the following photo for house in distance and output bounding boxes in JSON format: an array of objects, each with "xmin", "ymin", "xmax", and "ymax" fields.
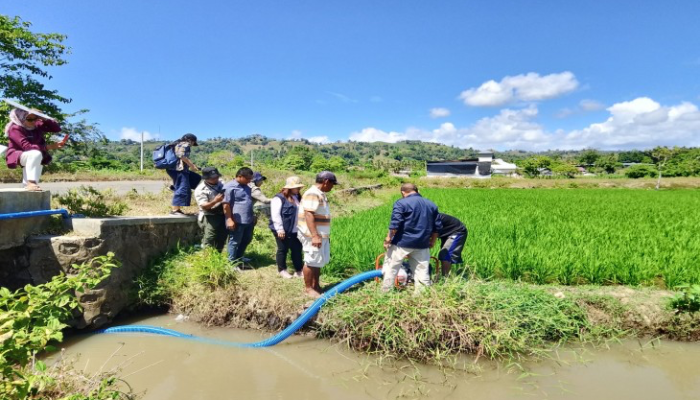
[{"xmin": 426, "ymin": 153, "xmax": 518, "ymax": 178}]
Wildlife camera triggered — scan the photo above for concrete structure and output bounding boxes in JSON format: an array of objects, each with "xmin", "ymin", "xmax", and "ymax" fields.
[
  {"xmin": 25, "ymin": 216, "xmax": 199, "ymax": 328},
  {"xmin": 0, "ymin": 189, "xmax": 51, "ymax": 250},
  {"xmin": 0, "ymin": 189, "xmax": 200, "ymax": 328}
]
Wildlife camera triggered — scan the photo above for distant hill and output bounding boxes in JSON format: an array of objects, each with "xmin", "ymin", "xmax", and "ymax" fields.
[{"xmin": 50, "ymin": 134, "xmax": 698, "ymax": 175}]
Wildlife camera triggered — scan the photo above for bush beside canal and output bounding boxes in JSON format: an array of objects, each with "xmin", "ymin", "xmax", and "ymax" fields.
[{"xmin": 137, "ymin": 249, "xmax": 700, "ymax": 364}]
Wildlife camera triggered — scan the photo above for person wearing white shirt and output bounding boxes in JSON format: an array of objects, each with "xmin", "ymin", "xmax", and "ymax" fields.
[{"xmin": 269, "ymin": 176, "xmax": 305, "ymax": 279}]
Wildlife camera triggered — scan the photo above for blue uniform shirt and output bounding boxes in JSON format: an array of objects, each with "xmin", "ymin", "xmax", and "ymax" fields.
[
  {"xmin": 389, "ymin": 193, "xmax": 442, "ymax": 249},
  {"xmin": 223, "ymin": 180, "xmax": 254, "ymax": 224}
]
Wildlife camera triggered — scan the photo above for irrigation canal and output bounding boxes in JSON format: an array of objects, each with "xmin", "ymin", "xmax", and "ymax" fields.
[{"xmin": 54, "ymin": 314, "xmax": 700, "ymax": 399}]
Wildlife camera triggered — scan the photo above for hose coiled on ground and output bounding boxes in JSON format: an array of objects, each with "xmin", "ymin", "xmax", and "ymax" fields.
[{"xmin": 97, "ymin": 269, "xmax": 383, "ymax": 348}]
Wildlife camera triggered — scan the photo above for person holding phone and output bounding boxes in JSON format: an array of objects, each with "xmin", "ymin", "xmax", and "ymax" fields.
[{"xmin": 4, "ymin": 108, "xmax": 64, "ymax": 191}]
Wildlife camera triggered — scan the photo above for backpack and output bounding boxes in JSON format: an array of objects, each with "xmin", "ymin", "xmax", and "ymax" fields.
[{"xmin": 153, "ymin": 143, "xmax": 178, "ymax": 170}]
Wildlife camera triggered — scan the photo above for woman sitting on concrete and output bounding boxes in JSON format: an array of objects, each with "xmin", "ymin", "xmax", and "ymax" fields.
[
  {"xmin": 4, "ymin": 108, "xmax": 64, "ymax": 191},
  {"xmin": 167, "ymin": 133, "xmax": 201, "ymax": 215},
  {"xmin": 270, "ymin": 176, "xmax": 305, "ymax": 278}
]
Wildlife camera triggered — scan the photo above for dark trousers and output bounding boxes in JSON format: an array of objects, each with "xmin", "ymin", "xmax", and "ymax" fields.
[
  {"xmin": 227, "ymin": 223, "xmax": 254, "ymax": 263},
  {"xmin": 200, "ymin": 214, "xmax": 227, "ymax": 252},
  {"xmin": 273, "ymin": 231, "xmax": 303, "ymax": 272},
  {"xmin": 167, "ymin": 169, "xmax": 202, "ymax": 207}
]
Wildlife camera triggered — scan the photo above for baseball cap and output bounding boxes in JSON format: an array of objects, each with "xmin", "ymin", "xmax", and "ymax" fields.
[
  {"xmin": 181, "ymin": 133, "xmax": 198, "ymax": 146},
  {"xmin": 202, "ymin": 167, "xmax": 221, "ymax": 179},
  {"xmin": 252, "ymin": 172, "xmax": 267, "ymax": 182},
  {"xmin": 317, "ymin": 171, "xmax": 339, "ymax": 185}
]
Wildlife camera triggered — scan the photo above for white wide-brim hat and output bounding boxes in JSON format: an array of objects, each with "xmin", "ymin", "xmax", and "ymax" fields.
[{"xmin": 283, "ymin": 176, "xmax": 305, "ymax": 189}]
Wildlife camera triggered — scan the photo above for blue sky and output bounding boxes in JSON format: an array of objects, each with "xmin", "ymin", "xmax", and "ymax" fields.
[{"xmin": 3, "ymin": 1, "xmax": 699, "ymax": 150}]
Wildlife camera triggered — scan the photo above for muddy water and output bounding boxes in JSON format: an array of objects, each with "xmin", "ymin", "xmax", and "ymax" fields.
[{"xmin": 55, "ymin": 314, "xmax": 700, "ymax": 400}]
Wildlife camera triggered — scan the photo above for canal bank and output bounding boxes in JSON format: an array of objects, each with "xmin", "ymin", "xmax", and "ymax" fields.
[{"xmin": 56, "ymin": 313, "xmax": 700, "ymax": 400}]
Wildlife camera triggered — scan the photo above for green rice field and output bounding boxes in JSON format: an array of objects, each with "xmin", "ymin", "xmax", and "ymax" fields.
[{"xmin": 329, "ymin": 188, "xmax": 700, "ymax": 287}]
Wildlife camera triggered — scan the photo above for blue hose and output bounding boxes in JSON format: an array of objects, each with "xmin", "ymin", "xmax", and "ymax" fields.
[
  {"xmin": 97, "ymin": 269, "xmax": 383, "ymax": 348},
  {"xmin": 0, "ymin": 208, "xmax": 70, "ymax": 220}
]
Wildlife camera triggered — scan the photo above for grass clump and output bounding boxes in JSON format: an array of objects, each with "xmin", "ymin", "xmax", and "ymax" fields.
[
  {"xmin": 55, "ymin": 186, "xmax": 128, "ymax": 217},
  {"xmin": 135, "ymin": 246, "xmax": 237, "ymax": 308},
  {"xmin": 319, "ymin": 278, "xmax": 626, "ymax": 362}
]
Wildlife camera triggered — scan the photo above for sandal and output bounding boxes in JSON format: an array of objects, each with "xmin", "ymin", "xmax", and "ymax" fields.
[{"xmin": 26, "ymin": 184, "xmax": 43, "ymax": 192}]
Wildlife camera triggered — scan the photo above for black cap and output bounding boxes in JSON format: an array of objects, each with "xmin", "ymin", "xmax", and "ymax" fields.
[
  {"xmin": 252, "ymin": 172, "xmax": 267, "ymax": 182},
  {"xmin": 202, "ymin": 167, "xmax": 220, "ymax": 179},
  {"xmin": 182, "ymin": 133, "xmax": 198, "ymax": 146},
  {"xmin": 317, "ymin": 171, "xmax": 339, "ymax": 185}
]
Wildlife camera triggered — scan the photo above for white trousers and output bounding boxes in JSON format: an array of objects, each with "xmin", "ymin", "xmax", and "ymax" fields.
[
  {"xmin": 20, "ymin": 150, "xmax": 43, "ymax": 185},
  {"xmin": 382, "ymin": 245, "xmax": 431, "ymax": 294}
]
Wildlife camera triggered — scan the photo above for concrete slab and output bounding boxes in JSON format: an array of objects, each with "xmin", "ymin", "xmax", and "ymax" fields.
[
  {"xmin": 67, "ymin": 215, "xmax": 197, "ymax": 236},
  {"xmin": 0, "ymin": 189, "xmax": 52, "ymax": 250}
]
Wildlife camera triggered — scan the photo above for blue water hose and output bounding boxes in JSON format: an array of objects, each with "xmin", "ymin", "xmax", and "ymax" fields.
[
  {"xmin": 0, "ymin": 208, "xmax": 70, "ymax": 220},
  {"xmin": 97, "ymin": 269, "xmax": 383, "ymax": 348}
]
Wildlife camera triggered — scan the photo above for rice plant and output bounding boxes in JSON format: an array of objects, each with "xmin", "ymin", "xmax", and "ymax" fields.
[{"xmin": 328, "ymin": 188, "xmax": 700, "ymax": 287}]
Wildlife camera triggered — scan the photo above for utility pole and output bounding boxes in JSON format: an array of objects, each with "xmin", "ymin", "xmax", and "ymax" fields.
[{"xmin": 140, "ymin": 131, "xmax": 144, "ymax": 171}]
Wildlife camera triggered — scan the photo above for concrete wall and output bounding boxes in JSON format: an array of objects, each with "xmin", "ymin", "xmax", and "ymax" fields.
[
  {"xmin": 1, "ymin": 215, "xmax": 199, "ymax": 328},
  {"xmin": 0, "ymin": 189, "xmax": 51, "ymax": 250}
]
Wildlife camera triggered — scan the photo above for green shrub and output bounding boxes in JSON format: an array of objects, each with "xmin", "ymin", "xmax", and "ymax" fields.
[
  {"xmin": 56, "ymin": 186, "xmax": 128, "ymax": 217},
  {"xmin": 0, "ymin": 254, "xmax": 122, "ymax": 399},
  {"xmin": 624, "ymin": 164, "xmax": 657, "ymax": 178},
  {"xmin": 669, "ymin": 285, "xmax": 700, "ymax": 314}
]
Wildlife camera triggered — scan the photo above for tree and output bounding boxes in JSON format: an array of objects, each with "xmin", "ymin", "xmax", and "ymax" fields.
[
  {"xmin": 651, "ymin": 146, "xmax": 680, "ymax": 190},
  {"xmin": 551, "ymin": 162, "xmax": 578, "ymax": 178},
  {"xmin": 0, "ymin": 15, "xmax": 71, "ymax": 134},
  {"xmin": 208, "ymin": 150, "xmax": 236, "ymax": 168},
  {"xmin": 327, "ymin": 156, "xmax": 347, "ymax": 172},
  {"xmin": 578, "ymin": 149, "xmax": 601, "ymax": 166},
  {"xmin": 597, "ymin": 154, "xmax": 619, "ymax": 174},
  {"xmin": 518, "ymin": 156, "xmax": 553, "ymax": 178},
  {"xmin": 281, "ymin": 154, "xmax": 306, "ymax": 171},
  {"xmin": 310, "ymin": 155, "xmax": 330, "ymax": 172}
]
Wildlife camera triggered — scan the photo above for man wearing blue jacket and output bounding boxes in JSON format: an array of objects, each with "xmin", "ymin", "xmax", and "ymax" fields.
[{"xmin": 382, "ymin": 183, "xmax": 442, "ymax": 293}]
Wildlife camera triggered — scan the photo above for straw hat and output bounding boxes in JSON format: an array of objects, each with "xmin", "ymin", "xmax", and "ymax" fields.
[{"xmin": 283, "ymin": 176, "xmax": 305, "ymax": 189}]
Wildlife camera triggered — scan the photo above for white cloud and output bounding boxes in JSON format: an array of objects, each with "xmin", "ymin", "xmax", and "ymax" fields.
[
  {"xmin": 308, "ymin": 136, "xmax": 330, "ymax": 144},
  {"xmin": 459, "ymin": 71, "xmax": 579, "ymax": 107},
  {"xmin": 563, "ymin": 97, "xmax": 700, "ymax": 149},
  {"xmin": 349, "ymin": 97, "xmax": 700, "ymax": 150},
  {"xmin": 350, "ymin": 106, "xmax": 551, "ymax": 150},
  {"xmin": 556, "ymin": 99, "xmax": 606, "ymax": 118},
  {"xmin": 579, "ymin": 99, "xmax": 605, "ymax": 111},
  {"xmin": 289, "ymin": 130, "xmax": 303, "ymax": 140},
  {"xmin": 429, "ymin": 107, "xmax": 451, "ymax": 118},
  {"xmin": 120, "ymin": 127, "xmax": 157, "ymax": 142},
  {"xmin": 326, "ymin": 91, "xmax": 358, "ymax": 103}
]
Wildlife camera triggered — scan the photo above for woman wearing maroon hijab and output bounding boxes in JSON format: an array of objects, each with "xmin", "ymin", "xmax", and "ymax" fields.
[{"xmin": 4, "ymin": 108, "xmax": 64, "ymax": 191}]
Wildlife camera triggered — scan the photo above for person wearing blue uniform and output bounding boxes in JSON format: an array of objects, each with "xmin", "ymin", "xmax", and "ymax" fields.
[
  {"xmin": 436, "ymin": 213, "xmax": 468, "ymax": 276},
  {"xmin": 382, "ymin": 183, "xmax": 442, "ymax": 293}
]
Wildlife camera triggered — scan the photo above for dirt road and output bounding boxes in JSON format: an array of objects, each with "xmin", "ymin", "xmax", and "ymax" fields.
[{"xmin": 0, "ymin": 180, "xmax": 169, "ymax": 195}]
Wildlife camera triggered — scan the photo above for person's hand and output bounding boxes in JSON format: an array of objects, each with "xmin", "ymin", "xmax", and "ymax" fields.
[
  {"xmin": 214, "ymin": 193, "xmax": 224, "ymax": 203},
  {"xmin": 226, "ymin": 218, "xmax": 237, "ymax": 231},
  {"xmin": 277, "ymin": 231, "xmax": 286, "ymax": 240},
  {"xmin": 383, "ymin": 237, "xmax": 392, "ymax": 250},
  {"xmin": 312, "ymin": 234, "xmax": 322, "ymax": 248},
  {"xmin": 192, "ymin": 166, "xmax": 200, "ymax": 172}
]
